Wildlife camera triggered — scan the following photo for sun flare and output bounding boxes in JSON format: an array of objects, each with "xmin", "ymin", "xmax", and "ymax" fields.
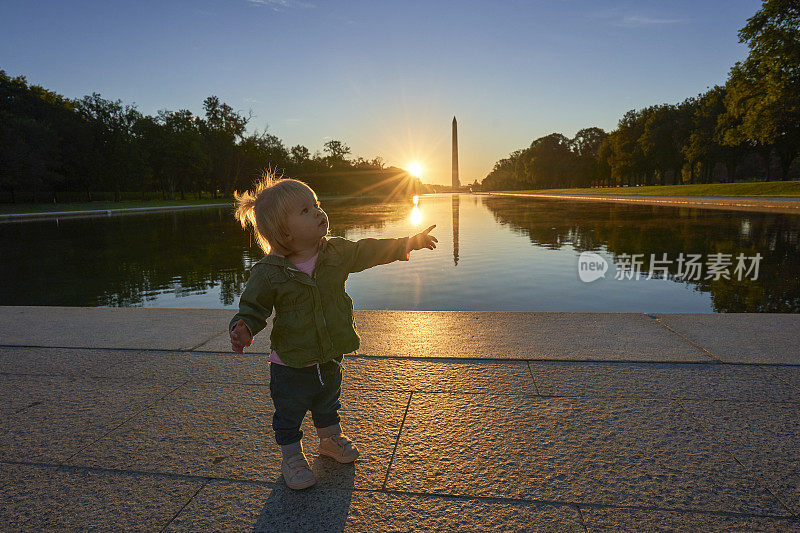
[{"xmin": 408, "ymin": 162, "xmax": 423, "ymax": 177}]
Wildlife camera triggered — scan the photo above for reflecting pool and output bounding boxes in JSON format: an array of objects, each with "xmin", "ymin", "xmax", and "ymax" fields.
[{"xmin": 1, "ymin": 193, "xmax": 798, "ymax": 312}]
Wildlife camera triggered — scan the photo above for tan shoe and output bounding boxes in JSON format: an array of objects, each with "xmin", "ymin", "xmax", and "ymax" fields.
[
  {"xmin": 281, "ymin": 452, "xmax": 316, "ymax": 490},
  {"xmin": 319, "ymin": 433, "xmax": 360, "ymax": 463}
]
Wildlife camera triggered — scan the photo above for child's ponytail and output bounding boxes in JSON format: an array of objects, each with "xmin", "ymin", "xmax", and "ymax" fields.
[
  {"xmin": 232, "ymin": 167, "xmax": 288, "ymax": 255},
  {"xmin": 233, "ymin": 188, "xmax": 259, "ymax": 234}
]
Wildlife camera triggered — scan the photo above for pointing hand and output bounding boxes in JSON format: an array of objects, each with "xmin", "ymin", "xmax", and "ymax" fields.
[{"xmin": 406, "ymin": 224, "xmax": 438, "ymax": 255}]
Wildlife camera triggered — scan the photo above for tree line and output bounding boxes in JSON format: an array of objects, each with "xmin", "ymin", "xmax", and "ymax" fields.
[
  {"xmin": 0, "ymin": 73, "xmax": 422, "ymax": 203},
  {"xmin": 480, "ymin": 0, "xmax": 799, "ymax": 191}
]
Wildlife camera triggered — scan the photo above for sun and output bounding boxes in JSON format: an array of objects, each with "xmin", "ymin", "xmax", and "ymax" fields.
[{"xmin": 407, "ymin": 162, "xmax": 423, "ymax": 177}]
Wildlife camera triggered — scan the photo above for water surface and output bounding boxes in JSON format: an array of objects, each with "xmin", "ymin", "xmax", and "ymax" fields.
[{"xmin": 1, "ymin": 193, "xmax": 798, "ymax": 312}]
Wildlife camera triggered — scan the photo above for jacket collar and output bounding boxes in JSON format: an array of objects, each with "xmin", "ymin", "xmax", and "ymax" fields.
[{"xmin": 257, "ymin": 236, "xmax": 331, "ymax": 270}]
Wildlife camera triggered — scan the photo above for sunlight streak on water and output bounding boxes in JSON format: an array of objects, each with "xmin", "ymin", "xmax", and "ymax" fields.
[{"xmin": 410, "ymin": 206, "xmax": 423, "ymax": 226}]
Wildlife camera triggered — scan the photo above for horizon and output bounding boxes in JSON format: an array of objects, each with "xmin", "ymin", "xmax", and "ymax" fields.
[{"xmin": 1, "ymin": 0, "xmax": 761, "ymax": 185}]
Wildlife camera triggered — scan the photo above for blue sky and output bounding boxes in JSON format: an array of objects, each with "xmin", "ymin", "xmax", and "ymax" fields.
[{"xmin": 1, "ymin": 0, "xmax": 760, "ymax": 185}]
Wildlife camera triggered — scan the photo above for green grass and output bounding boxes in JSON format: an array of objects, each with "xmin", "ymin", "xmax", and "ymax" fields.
[
  {"xmin": 0, "ymin": 198, "xmax": 234, "ymax": 215},
  {"xmin": 496, "ymin": 181, "xmax": 800, "ymax": 197}
]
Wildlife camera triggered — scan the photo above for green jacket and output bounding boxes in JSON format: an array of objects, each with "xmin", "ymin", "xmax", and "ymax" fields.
[{"xmin": 229, "ymin": 235, "xmax": 410, "ymax": 367}]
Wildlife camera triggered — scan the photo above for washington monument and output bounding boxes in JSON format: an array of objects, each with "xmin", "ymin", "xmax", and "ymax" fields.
[{"xmin": 452, "ymin": 116, "xmax": 460, "ymax": 189}]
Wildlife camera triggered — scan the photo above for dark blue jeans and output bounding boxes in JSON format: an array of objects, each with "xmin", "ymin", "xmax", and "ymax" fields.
[{"xmin": 269, "ymin": 355, "xmax": 343, "ymax": 446}]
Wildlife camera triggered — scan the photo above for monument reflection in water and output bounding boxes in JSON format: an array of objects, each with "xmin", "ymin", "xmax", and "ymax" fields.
[{"xmin": 452, "ymin": 194, "xmax": 459, "ymax": 266}]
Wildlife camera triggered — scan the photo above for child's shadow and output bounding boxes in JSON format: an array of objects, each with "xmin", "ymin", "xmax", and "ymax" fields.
[{"xmin": 252, "ymin": 455, "xmax": 356, "ymax": 532}]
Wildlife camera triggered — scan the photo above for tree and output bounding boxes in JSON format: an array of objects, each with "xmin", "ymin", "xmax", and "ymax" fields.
[
  {"xmin": 237, "ymin": 130, "xmax": 290, "ymax": 189},
  {"xmin": 596, "ymin": 136, "xmax": 614, "ymax": 186},
  {"xmin": 160, "ymin": 109, "xmax": 206, "ymax": 200},
  {"xmin": 74, "ymin": 93, "xmax": 142, "ymax": 202},
  {"xmin": 719, "ymin": 0, "xmax": 800, "ymax": 180},
  {"xmin": 607, "ymin": 109, "xmax": 650, "ymax": 186},
  {"xmin": 683, "ymin": 86, "xmax": 747, "ymax": 183},
  {"xmin": 0, "ymin": 70, "xmax": 100, "ymax": 202},
  {"xmin": 322, "ymin": 139, "xmax": 351, "ymax": 168},
  {"xmin": 290, "ymin": 144, "xmax": 310, "ymax": 165},
  {"xmin": 571, "ymin": 127, "xmax": 608, "ymax": 186},
  {"xmin": 200, "ymin": 96, "xmax": 249, "ymax": 196},
  {"xmin": 523, "ymin": 133, "xmax": 574, "ymax": 188},
  {"xmin": 480, "ymin": 149, "xmax": 524, "ymax": 190},
  {"xmin": 132, "ymin": 114, "xmax": 167, "ymax": 200},
  {"xmin": 639, "ymin": 103, "xmax": 694, "ymax": 185}
]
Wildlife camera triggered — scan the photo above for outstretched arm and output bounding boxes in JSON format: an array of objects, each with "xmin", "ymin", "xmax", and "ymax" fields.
[{"xmin": 340, "ymin": 224, "xmax": 438, "ymax": 273}]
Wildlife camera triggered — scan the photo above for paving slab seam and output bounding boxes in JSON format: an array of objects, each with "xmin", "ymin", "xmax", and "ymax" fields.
[
  {"xmin": 4, "ymin": 459, "xmax": 797, "ymax": 523},
  {"xmin": 377, "ymin": 488, "xmax": 797, "ymax": 521},
  {"xmin": 0, "ymin": 344, "xmax": 196, "ymax": 354},
  {"xmin": 381, "ymin": 391, "xmax": 413, "ymax": 491},
  {"xmin": 0, "ymin": 344, "xmax": 264, "ymax": 359},
  {"xmin": 6, "ymin": 344, "xmax": 800, "ymax": 366},
  {"xmin": 0, "ymin": 344, "xmax": 274, "ymax": 359},
  {"xmin": 515, "ymin": 393, "xmax": 800, "ymax": 404},
  {"xmin": 339, "ymin": 389, "xmax": 799, "ymax": 404},
  {"xmin": 576, "ymin": 507, "xmax": 590, "ymax": 533},
  {"xmin": 757, "ymin": 364, "xmax": 800, "ymax": 395},
  {"xmin": 60, "ymin": 379, "xmax": 193, "ymax": 466},
  {"xmin": 349, "ymin": 354, "xmax": 727, "ymax": 364},
  {"xmin": 3, "ymin": 345, "xmax": 701, "ymax": 364},
  {"xmin": 526, "ymin": 361, "xmax": 541, "ymax": 395},
  {"xmin": 377, "ymin": 389, "xmax": 800, "ymax": 403},
  {"xmin": 673, "ymin": 399, "xmax": 799, "ymax": 519},
  {"xmin": 158, "ymin": 481, "xmax": 209, "ymax": 533},
  {"xmin": 10, "ymin": 399, "xmax": 42, "ymax": 416},
  {"xmin": 644, "ymin": 313, "xmax": 724, "ymax": 363},
  {"xmin": 183, "ymin": 329, "xmax": 230, "ymax": 352},
  {"xmin": 0, "ymin": 370, "xmax": 135, "ymax": 381},
  {"xmin": 203, "ymin": 354, "xmax": 800, "ymax": 367},
  {"xmin": 347, "ymin": 353, "xmax": 532, "ymax": 364}
]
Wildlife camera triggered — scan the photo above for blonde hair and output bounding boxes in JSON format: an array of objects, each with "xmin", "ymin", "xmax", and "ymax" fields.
[{"xmin": 233, "ymin": 169, "xmax": 319, "ymax": 255}]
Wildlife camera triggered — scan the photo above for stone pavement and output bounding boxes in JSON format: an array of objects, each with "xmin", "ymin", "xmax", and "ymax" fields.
[{"xmin": 0, "ymin": 306, "xmax": 799, "ymax": 532}]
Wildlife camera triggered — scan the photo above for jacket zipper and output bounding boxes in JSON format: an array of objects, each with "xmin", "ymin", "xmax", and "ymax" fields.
[
  {"xmin": 286, "ymin": 264, "xmax": 342, "ymax": 366},
  {"xmin": 287, "ymin": 265, "xmax": 326, "ymax": 365}
]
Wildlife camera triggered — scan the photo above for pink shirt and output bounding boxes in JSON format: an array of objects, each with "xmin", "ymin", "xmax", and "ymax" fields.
[{"xmin": 269, "ymin": 251, "xmax": 318, "ymax": 366}]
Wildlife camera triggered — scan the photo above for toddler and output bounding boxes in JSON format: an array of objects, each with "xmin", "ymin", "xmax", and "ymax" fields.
[{"xmin": 228, "ymin": 173, "xmax": 437, "ymax": 490}]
